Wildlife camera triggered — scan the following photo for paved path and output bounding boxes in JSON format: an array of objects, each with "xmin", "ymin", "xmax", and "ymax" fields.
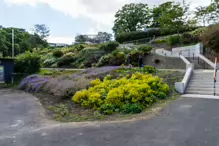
[{"xmin": 1, "ymin": 89, "xmax": 219, "ymax": 146}]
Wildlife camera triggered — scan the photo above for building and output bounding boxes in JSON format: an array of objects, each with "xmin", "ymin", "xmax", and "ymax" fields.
[{"xmin": 49, "ymin": 43, "xmax": 69, "ymax": 47}]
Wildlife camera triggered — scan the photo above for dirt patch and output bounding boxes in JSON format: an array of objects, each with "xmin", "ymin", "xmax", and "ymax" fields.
[{"xmin": 32, "ymin": 92, "xmax": 180, "ymax": 123}]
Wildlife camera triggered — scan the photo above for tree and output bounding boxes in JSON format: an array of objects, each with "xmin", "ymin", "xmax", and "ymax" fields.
[
  {"xmin": 113, "ymin": 3, "xmax": 151, "ymax": 35},
  {"xmin": 33, "ymin": 24, "xmax": 50, "ymax": 39},
  {"xmin": 195, "ymin": 6, "xmax": 211, "ymax": 26},
  {"xmin": 96, "ymin": 32, "xmax": 112, "ymax": 42},
  {"xmin": 75, "ymin": 35, "xmax": 88, "ymax": 43},
  {"xmin": 201, "ymin": 24, "xmax": 219, "ymax": 52},
  {"xmin": 0, "ymin": 26, "xmax": 48, "ymax": 56},
  {"xmin": 153, "ymin": 2, "xmax": 186, "ymax": 33},
  {"xmin": 195, "ymin": 1, "xmax": 219, "ymax": 26},
  {"xmin": 29, "ymin": 33, "xmax": 48, "ymax": 50}
]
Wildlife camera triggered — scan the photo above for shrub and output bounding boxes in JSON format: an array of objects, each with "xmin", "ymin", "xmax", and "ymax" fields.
[
  {"xmin": 57, "ymin": 54, "xmax": 75, "ymax": 66},
  {"xmin": 97, "ymin": 55, "xmax": 111, "ymax": 67},
  {"xmin": 97, "ymin": 51, "xmax": 125, "ymax": 67},
  {"xmin": 109, "ymin": 51, "xmax": 125, "ymax": 66},
  {"xmin": 43, "ymin": 57, "xmax": 58, "ymax": 67},
  {"xmin": 137, "ymin": 45, "xmax": 152, "ymax": 54},
  {"xmin": 99, "ymin": 41, "xmax": 119, "ymax": 52},
  {"xmin": 180, "ymin": 33, "xmax": 199, "ymax": 45},
  {"xmin": 15, "ymin": 51, "xmax": 41, "ymax": 74},
  {"xmin": 130, "ymin": 50, "xmax": 142, "ymax": 66},
  {"xmin": 122, "ymin": 103, "xmax": 143, "ymax": 114},
  {"xmin": 115, "ymin": 27, "xmax": 199, "ymax": 43},
  {"xmin": 74, "ymin": 44, "xmax": 86, "ymax": 52},
  {"xmin": 19, "ymin": 67, "xmax": 121, "ymax": 99},
  {"xmin": 190, "ymin": 27, "xmax": 206, "ymax": 38},
  {"xmin": 154, "ymin": 39, "xmax": 167, "ymax": 43},
  {"xmin": 53, "ymin": 50, "xmax": 64, "ymax": 57},
  {"xmin": 116, "ymin": 30, "xmax": 161, "ymax": 43},
  {"xmin": 201, "ymin": 24, "xmax": 219, "ymax": 52},
  {"xmin": 143, "ymin": 66, "xmax": 156, "ymax": 73},
  {"xmin": 72, "ymin": 72, "xmax": 170, "ymax": 114},
  {"xmin": 167, "ymin": 35, "xmax": 181, "ymax": 46}
]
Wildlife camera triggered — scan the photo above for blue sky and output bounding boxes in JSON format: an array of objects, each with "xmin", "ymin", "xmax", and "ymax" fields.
[{"xmin": 1, "ymin": 0, "xmax": 210, "ymax": 44}]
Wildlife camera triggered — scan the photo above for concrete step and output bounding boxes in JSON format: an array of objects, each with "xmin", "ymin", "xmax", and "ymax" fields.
[
  {"xmin": 192, "ymin": 75, "xmax": 213, "ymax": 77},
  {"xmin": 189, "ymin": 80, "xmax": 216, "ymax": 83},
  {"xmin": 186, "ymin": 88, "xmax": 219, "ymax": 92},
  {"xmin": 187, "ymin": 85, "xmax": 216, "ymax": 88},
  {"xmin": 185, "ymin": 90, "xmax": 217, "ymax": 96},
  {"xmin": 189, "ymin": 81, "xmax": 219, "ymax": 85},
  {"xmin": 190, "ymin": 78, "xmax": 214, "ymax": 81}
]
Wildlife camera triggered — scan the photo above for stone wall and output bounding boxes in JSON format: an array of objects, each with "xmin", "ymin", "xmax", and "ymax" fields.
[{"xmin": 143, "ymin": 53, "xmax": 186, "ymax": 69}]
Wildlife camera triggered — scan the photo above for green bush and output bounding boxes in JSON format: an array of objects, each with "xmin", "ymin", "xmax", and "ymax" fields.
[
  {"xmin": 73, "ymin": 72, "xmax": 170, "ymax": 115},
  {"xmin": 115, "ymin": 27, "xmax": 199, "ymax": 43},
  {"xmin": 71, "ymin": 47, "xmax": 105, "ymax": 68},
  {"xmin": 167, "ymin": 35, "xmax": 181, "ymax": 46},
  {"xmin": 99, "ymin": 41, "xmax": 119, "ymax": 52},
  {"xmin": 143, "ymin": 66, "xmax": 156, "ymax": 73},
  {"xmin": 43, "ymin": 57, "xmax": 58, "ymax": 67},
  {"xmin": 130, "ymin": 50, "xmax": 142, "ymax": 66},
  {"xmin": 15, "ymin": 51, "xmax": 41, "ymax": 74},
  {"xmin": 116, "ymin": 30, "xmax": 161, "ymax": 43},
  {"xmin": 109, "ymin": 52, "xmax": 125, "ymax": 66},
  {"xmin": 154, "ymin": 39, "xmax": 167, "ymax": 43},
  {"xmin": 137, "ymin": 45, "xmax": 152, "ymax": 54},
  {"xmin": 53, "ymin": 50, "xmax": 64, "ymax": 57},
  {"xmin": 97, "ymin": 51, "xmax": 125, "ymax": 67},
  {"xmin": 180, "ymin": 33, "xmax": 199, "ymax": 45},
  {"xmin": 74, "ymin": 44, "xmax": 86, "ymax": 52},
  {"xmin": 122, "ymin": 103, "xmax": 143, "ymax": 114},
  {"xmin": 157, "ymin": 92, "xmax": 167, "ymax": 99},
  {"xmin": 97, "ymin": 55, "xmax": 111, "ymax": 67},
  {"xmin": 57, "ymin": 54, "xmax": 75, "ymax": 66}
]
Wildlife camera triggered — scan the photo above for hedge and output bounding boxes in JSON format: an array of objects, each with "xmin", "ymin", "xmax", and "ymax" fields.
[{"xmin": 115, "ymin": 27, "xmax": 200, "ymax": 43}]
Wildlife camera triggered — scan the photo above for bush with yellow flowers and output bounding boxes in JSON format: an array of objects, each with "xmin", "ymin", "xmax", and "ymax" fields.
[{"xmin": 72, "ymin": 72, "xmax": 170, "ymax": 115}]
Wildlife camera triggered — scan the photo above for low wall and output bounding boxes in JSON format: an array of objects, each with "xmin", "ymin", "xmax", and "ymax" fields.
[
  {"xmin": 172, "ymin": 43, "xmax": 202, "ymax": 57},
  {"xmin": 143, "ymin": 53, "xmax": 186, "ymax": 69},
  {"xmin": 198, "ymin": 54, "xmax": 216, "ymax": 69}
]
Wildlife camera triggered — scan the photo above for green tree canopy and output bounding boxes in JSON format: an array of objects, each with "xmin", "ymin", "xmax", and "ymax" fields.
[
  {"xmin": 33, "ymin": 24, "xmax": 50, "ymax": 39},
  {"xmin": 195, "ymin": 2, "xmax": 219, "ymax": 26},
  {"xmin": 0, "ymin": 26, "xmax": 48, "ymax": 57},
  {"xmin": 113, "ymin": 3, "xmax": 151, "ymax": 35},
  {"xmin": 153, "ymin": 2, "xmax": 187, "ymax": 33}
]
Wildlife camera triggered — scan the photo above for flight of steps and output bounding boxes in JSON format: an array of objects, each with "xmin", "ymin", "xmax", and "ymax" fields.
[{"xmin": 186, "ymin": 71, "xmax": 219, "ymax": 96}]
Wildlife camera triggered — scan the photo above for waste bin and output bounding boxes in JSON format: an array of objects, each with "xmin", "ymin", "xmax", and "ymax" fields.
[{"xmin": 0, "ymin": 58, "xmax": 14, "ymax": 83}]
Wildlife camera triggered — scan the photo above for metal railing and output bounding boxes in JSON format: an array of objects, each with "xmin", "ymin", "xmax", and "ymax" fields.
[{"xmin": 214, "ymin": 57, "xmax": 217, "ymax": 96}]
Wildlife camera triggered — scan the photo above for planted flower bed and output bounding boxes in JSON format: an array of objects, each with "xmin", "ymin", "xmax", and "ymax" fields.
[
  {"xmin": 73, "ymin": 72, "xmax": 170, "ymax": 115},
  {"xmin": 19, "ymin": 66, "xmax": 123, "ymax": 98},
  {"xmin": 18, "ymin": 66, "xmax": 183, "ymax": 122}
]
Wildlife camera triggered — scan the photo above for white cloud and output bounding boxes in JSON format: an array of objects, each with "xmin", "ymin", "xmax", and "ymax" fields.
[
  {"xmin": 4, "ymin": 0, "xmax": 211, "ymax": 27},
  {"xmin": 4, "ymin": 0, "xmax": 211, "ymax": 43}
]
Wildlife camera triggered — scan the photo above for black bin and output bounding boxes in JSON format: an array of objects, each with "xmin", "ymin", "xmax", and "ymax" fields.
[{"xmin": 0, "ymin": 58, "xmax": 14, "ymax": 83}]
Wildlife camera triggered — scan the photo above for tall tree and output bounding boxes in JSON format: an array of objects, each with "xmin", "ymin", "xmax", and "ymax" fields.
[
  {"xmin": 195, "ymin": 2, "xmax": 219, "ymax": 26},
  {"xmin": 96, "ymin": 32, "xmax": 112, "ymax": 42},
  {"xmin": 33, "ymin": 24, "xmax": 50, "ymax": 39},
  {"xmin": 75, "ymin": 35, "xmax": 88, "ymax": 43},
  {"xmin": 153, "ymin": 2, "xmax": 186, "ymax": 33},
  {"xmin": 113, "ymin": 3, "xmax": 151, "ymax": 35}
]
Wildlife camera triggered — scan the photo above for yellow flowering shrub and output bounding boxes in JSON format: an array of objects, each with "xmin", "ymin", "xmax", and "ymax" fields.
[
  {"xmin": 90, "ymin": 78, "xmax": 101, "ymax": 87},
  {"xmin": 72, "ymin": 72, "xmax": 170, "ymax": 114}
]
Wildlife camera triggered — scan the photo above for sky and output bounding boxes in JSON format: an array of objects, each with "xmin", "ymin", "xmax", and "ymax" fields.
[{"xmin": 1, "ymin": 0, "xmax": 210, "ymax": 44}]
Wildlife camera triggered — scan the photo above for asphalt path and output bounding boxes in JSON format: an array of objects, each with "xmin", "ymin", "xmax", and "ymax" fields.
[{"xmin": 0, "ymin": 89, "xmax": 219, "ymax": 146}]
